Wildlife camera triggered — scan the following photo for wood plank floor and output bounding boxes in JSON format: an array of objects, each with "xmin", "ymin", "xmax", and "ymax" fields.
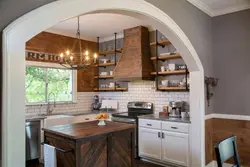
[{"xmin": 26, "ymin": 159, "xmax": 165, "ymax": 167}]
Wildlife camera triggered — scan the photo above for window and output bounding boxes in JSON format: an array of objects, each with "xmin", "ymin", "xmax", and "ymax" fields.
[{"xmin": 25, "ymin": 64, "xmax": 75, "ymax": 104}]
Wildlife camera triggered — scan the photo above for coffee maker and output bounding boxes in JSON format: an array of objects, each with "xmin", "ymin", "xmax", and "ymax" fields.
[
  {"xmin": 92, "ymin": 95, "xmax": 101, "ymax": 111},
  {"xmin": 169, "ymin": 101, "xmax": 183, "ymax": 118}
]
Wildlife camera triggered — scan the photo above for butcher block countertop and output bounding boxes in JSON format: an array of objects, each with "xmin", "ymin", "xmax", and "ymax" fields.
[{"xmin": 43, "ymin": 120, "xmax": 136, "ymax": 140}]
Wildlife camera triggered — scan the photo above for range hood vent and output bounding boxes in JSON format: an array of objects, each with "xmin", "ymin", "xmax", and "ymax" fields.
[{"xmin": 113, "ymin": 26, "xmax": 154, "ymax": 81}]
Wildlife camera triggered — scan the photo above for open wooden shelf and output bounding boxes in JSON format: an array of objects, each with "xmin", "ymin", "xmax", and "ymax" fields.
[
  {"xmin": 153, "ymin": 86, "xmax": 188, "ymax": 91},
  {"xmin": 151, "ymin": 53, "xmax": 181, "ymax": 60},
  {"xmin": 94, "ymin": 87, "xmax": 128, "ymax": 91},
  {"xmin": 95, "ymin": 62, "xmax": 115, "ymax": 67},
  {"xmin": 150, "ymin": 40, "xmax": 171, "ymax": 47},
  {"xmin": 98, "ymin": 48, "xmax": 123, "ymax": 55},
  {"xmin": 151, "ymin": 70, "xmax": 187, "ymax": 75},
  {"xmin": 94, "ymin": 75, "xmax": 113, "ymax": 79}
]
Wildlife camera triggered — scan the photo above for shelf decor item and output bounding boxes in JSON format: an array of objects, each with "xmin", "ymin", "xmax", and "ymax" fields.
[
  {"xmin": 205, "ymin": 77, "xmax": 219, "ymax": 106},
  {"xmin": 58, "ymin": 16, "xmax": 98, "ymax": 70}
]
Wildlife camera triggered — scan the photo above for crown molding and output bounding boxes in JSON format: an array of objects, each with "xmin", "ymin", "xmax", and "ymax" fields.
[
  {"xmin": 212, "ymin": 4, "xmax": 250, "ymax": 17},
  {"xmin": 187, "ymin": 0, "xmax": 250, "ymax": 17},
  {"xmin": 187, "ymin": 0, "xmax": 213, "ymax": 16}
]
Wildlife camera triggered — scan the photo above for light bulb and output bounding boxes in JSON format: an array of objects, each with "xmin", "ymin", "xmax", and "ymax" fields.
[
  {"xmin": 85, "ymin": 56, "xmax": 89, "ymax": 61},
  {"xmin": 66, "ymin": 50, "xmax": 70, "ymax": 56},
  {"xmin": 60, "ymin": 53, "xmax": 64, "ymax": 58},
  {"xmin": 94, "ymin": 53, "xmax": 98, "ymax": 59},
  {"xmin": 70, "ymin": 56, "xmax": 73, "ymax": 61},
  {"xmin": 85, "ymin": 50, "xmax": 89, "ymax": 56}
]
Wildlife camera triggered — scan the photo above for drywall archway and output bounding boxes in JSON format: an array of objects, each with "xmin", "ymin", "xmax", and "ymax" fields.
[{"xmin": 2, "ymin": 0, "xmax": 205, "ymax": 167}]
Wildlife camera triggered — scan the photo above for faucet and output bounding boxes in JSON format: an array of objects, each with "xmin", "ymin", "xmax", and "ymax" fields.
[{"xmin": 47, "ymin": 92, "xmax": 56, "ymax": 115}]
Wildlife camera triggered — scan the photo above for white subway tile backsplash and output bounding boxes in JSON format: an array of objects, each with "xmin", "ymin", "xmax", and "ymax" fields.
[
  {"xmin": 99, "ymin": 81, "xmax": 189, "ymax": 113},
  {"xmin": 26, "ymin": 81, "xmax": 190, "ymax": 117}
]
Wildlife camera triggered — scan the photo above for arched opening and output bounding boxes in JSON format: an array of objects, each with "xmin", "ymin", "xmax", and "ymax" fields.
[{"xmin": 2, "ymin": 0, "xmax": 205, "ymax": 167}]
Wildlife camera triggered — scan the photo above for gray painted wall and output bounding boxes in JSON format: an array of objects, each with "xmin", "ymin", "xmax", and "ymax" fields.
[
  {"xmin": 213, "ymin": 9, "xmax": 250, "ymax": 115},
  {"xmin": 146, "ymin": 0, "xmax": 214, "ymax": 114}
]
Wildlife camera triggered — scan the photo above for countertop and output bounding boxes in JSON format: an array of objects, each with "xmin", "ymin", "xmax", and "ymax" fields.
[
  {"xmin": 25, "ymin": 110, "xmax": 118, "ymax": 121},
  {"xmin": 43, "ymin": 120, "xmax": 136, "ymax": 140},
  {"xmin": 138, "ymin": 113, "xmax": 191, "ymax": 124},
  {"xmin": 26, "ymin": 116, "xmax": 46, "ymax": 122}
]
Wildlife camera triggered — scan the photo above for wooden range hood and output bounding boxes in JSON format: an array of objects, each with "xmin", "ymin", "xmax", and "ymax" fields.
[{"xmin": 113, "ymin": 26, "xmax": 154, "ymax": 81}]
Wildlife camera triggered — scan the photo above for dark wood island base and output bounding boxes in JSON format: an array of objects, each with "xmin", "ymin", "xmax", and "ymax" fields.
[{"xmin": 43, "ymin": 121, "xmax": 136, "ymax": 167}]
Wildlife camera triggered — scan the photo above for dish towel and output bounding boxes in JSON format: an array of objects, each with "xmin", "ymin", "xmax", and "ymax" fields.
[{"xmin": 44, "ymin": 144, "xmax": 57, "ymax": 167}]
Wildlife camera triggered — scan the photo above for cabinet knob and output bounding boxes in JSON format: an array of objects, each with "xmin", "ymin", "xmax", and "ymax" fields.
[
  {"xmin": 158, "ymin": 132, "xmax": 161, "ymax": 138},
  {"xmin": 162, "ymin": 132, "xmax": 165, "ymax": 139},
  {"xmin": 171, "ymin": 126, "xmax": 178, "ymax": 129},
  {"xmin": 146, "ymin": 123, "xmax": 152, "ymax": 126}
]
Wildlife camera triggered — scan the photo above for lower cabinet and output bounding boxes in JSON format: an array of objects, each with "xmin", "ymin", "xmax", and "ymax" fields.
[
  {"xmin": 138, "ymin": 119, "xmax": 190, "ymax": 167},
  {"xmin": 161, "ymin": 131, "xmax": 189, "ymax": 166},
  {"xmin": 138, "ymin": 127, "xmax": 162, "ymax": 160}
]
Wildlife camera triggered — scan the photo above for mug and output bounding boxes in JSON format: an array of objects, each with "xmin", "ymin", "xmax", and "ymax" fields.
[
  {"xmin": 161, "ymin": 66, "xmax": 165, "ymax": 72},
  {"xmin": 109, "ymin": 82, "xmax": 115, "ymax": 87},
  {"xmin": 162, "ymin": 80, "xmax": 169, "ymax": 86}
]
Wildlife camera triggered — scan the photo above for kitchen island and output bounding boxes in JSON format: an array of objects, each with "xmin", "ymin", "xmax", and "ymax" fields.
[{"xmin": 43, "ymin": 120, "xmax": 136, "ymax": 167}]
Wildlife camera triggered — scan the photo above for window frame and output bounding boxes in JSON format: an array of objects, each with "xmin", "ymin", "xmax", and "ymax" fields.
[{"xmin": 25, "ymin": 61, "xmax": 77, "ymax": 105}]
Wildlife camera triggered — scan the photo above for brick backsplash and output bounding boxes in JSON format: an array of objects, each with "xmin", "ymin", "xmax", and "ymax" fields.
[
  {"xmin": 26, "ymin": 81, "xmax": 189, "ymax": 116},
  {"xmin": 25, "ymin": 92, "xmax": 96, "ymax": 117},
  {"xmin": 99, "ymin": 81, "xmax": 189, "ymax": 113}
]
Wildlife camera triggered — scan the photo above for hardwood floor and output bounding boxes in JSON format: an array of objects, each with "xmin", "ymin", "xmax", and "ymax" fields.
[{"xmin": 26, "ymin": 159, "xmax": 165, "ymax": 167}]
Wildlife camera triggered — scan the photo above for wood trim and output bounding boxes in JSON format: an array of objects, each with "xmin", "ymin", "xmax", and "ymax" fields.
[
  {"xmin": 205, "ymin": 118, "xmax": 250, "ymax": 166},
  {"xmin": 95, "ymin": 62, "xmax": 115, "ymax": 67},
  {"xmin": 94, "ymin": 76, "xmax": 113, "ymax": 79},
  {"xmin": 150, "ymin": 40, "xmax": 171, "ymax": 46},
  {"xmin": 153, "ymin": 86, "xmax": 187, "ymax": 91},
  {"xmin": 98, "ymin": 48, "xmax": 122, "ymax": 55},
  {"xmin": 151, "ymin": 53, "xmax": 181, "ymax": 60},
  {"xmin": 151, "ymin": 70, "xmax": 187, "ymax": 75},
  {"xmin": 94, "ymin": 87, "xmax": 128, "ymax": 91}
]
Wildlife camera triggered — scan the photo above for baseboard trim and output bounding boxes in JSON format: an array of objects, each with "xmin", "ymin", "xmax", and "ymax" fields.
[
  {"xmin": 205, "ymin": 113, "xmax": 250, "ymax": 121},
  {"xmin": 206, "ymin": 161, "xmax": 232, "ymax": 167}
]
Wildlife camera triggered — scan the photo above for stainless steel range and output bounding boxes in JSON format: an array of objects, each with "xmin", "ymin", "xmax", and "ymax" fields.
[{"xmin": 112, "ymin": 101, "xmax": 153, "ymax": 158}]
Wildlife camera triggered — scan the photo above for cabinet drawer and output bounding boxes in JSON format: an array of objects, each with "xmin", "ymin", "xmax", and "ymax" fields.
[
  {"xmin": 162, "ymin": 122, "xmax": 189, "ymax": 133},
  {"xmin": 139, "ymin": 119, "xmax": 161, "ymax": 129}
]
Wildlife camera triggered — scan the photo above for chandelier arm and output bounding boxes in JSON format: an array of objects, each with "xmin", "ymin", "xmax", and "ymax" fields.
[{"xmin": 58, "ymin": 16, "xmax": 92, "ymax": 70}]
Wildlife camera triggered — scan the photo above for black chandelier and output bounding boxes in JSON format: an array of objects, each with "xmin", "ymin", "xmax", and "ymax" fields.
[{"xmin": 59, "ymin": 16, "xmax": 97, "ymax": 70}]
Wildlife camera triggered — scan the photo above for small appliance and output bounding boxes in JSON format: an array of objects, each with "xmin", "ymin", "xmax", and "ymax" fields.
[
  {"xmin": 92, "ymin": 95, "xmax": 101, "ymax": 111},
  {"xmin": 169, "ymin": 101, "xmax": 183, "ymax": 118}
]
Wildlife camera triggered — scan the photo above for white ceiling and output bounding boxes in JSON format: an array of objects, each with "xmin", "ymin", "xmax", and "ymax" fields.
[
  {"xmin": 46, "ymin": 13, "xmax": 153, "ymax": 42},
  {"xmin": 187, "ymin": 0, "xmax": 250, "ymax": 17},
  {"xmin": 46, "ymin": 1, "xmax": 250, "ymax": 40}
]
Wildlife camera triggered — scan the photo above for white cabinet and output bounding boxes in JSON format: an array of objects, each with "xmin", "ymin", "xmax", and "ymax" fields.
[
  {"xmin": 139, "ymin": 127, "xmax": 162, "ymax": 160},
  {"xmin": 161, "ymin": 131, "xmax": 189, "ymax": 166},
  {"xmin": 138, "ymin": 118, "xmax": 190, "ymax": 167}
]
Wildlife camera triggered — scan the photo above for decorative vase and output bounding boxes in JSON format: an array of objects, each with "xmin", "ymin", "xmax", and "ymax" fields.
[{"xmin": 98, "ymin": 120, "xmax": 106, "ymax": 126}]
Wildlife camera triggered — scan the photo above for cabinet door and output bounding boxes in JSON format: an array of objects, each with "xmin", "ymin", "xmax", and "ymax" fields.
[
  {"xmin": 161, "ymin": 131, "xmax": 189, "ymax": 166},
  {"xmin": 139, "ymin": 127, "xmax": 161, "ymax": 160}
]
